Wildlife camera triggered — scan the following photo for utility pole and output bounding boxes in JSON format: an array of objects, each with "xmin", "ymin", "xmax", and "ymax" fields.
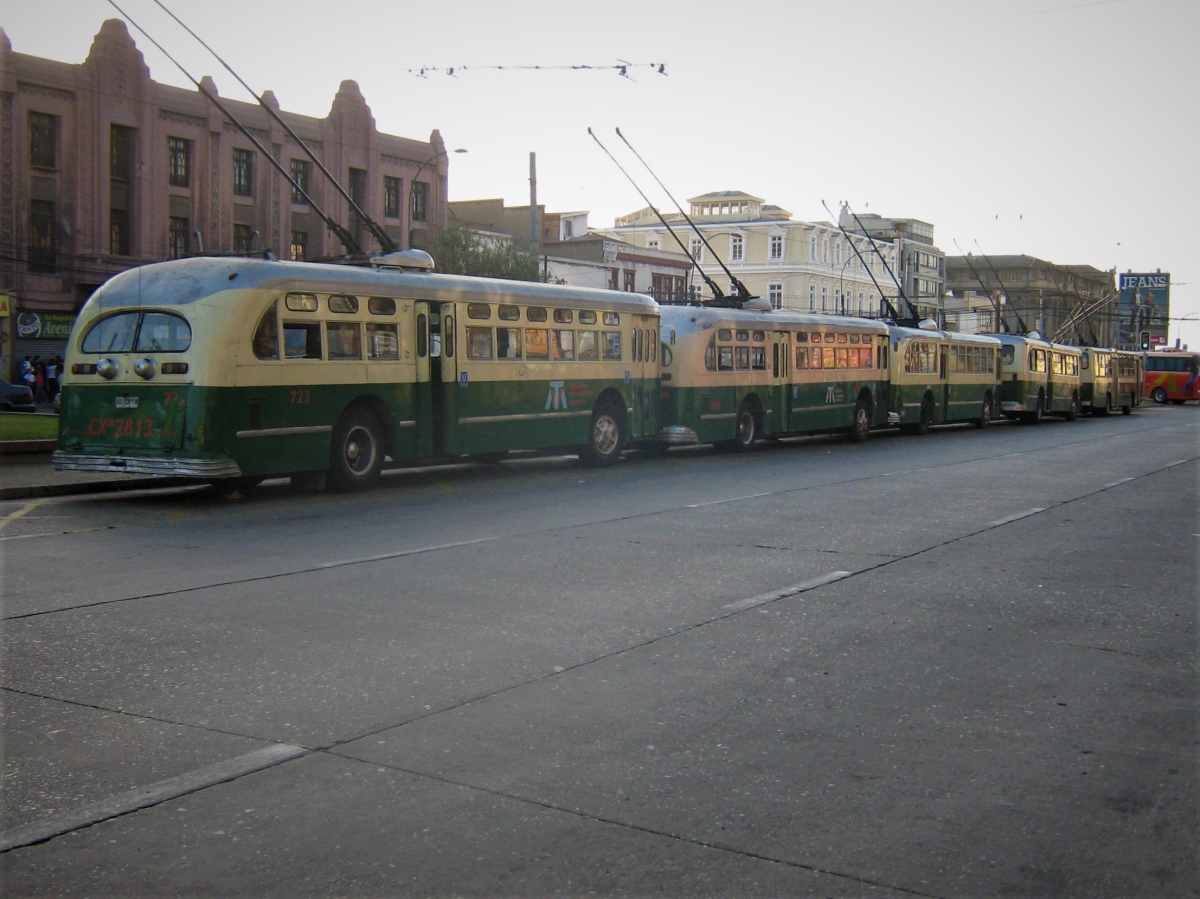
[{"xmin": 529, "ymin": 152, "xmax": 539, "ymax": 260}]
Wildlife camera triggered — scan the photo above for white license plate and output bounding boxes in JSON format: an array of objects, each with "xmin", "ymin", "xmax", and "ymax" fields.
[{"xmin": 115, "ymin": 396, "xmax": 139, "ymax": 409}]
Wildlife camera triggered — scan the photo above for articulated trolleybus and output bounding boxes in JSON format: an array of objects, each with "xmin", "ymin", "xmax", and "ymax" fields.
[{"xmin": 54, "ymin": 253, "xmax": 660, "ymax": 490}]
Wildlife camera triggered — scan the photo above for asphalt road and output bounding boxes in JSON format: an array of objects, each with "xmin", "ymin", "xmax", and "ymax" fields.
[{"xmin": 1, "ymin": 406, "xmax": 1196, "ymax": 897}]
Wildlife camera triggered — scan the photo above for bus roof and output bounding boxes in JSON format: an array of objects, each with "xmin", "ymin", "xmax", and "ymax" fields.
[
  {"xmin": 88, "ymin": 256, "xmax": 660, "ymax": 315},
  {"xmin": 888, "ymin": 325, "xmax": 1001, "ymax": 347},
  {"xmin": 659, "ymin": 305, "xmax": 888, "ymax": 338}
]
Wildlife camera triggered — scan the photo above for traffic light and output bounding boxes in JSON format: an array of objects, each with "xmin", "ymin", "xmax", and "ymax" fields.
[{"xmin": 1140, "ymin": 330, "xmax": 1151, "ymax": 351}]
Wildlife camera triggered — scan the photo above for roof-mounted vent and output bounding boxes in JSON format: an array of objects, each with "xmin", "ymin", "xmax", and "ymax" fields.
[
  {"xmin": 918, "ymin": 318, "xmax": 940, "ymax": 330},
  {"xmin": 371, "ymin": 249, "xmax": 435, "ymax": 271}
]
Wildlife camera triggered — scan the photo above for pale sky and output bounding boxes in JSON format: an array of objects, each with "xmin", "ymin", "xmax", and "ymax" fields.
[{"xmin": 6, "ymin": 0, "xmax": 1198, "ymax": 344}]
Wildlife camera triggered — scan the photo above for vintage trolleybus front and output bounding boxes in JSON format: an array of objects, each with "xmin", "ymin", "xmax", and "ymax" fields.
[
  {"xmin": 887, "ymin": 325, "xmax": 1001, "ymax": 434},
  {"xmin": 54, "ymin": 255, "xmax": 660, "ymax": 490},
  {"xmin": 656, "ymin": 307, "xmax": 890, "ymax": 449},
  {"xmin": 996, "ymin": 334, "xmax": 1082, "ymax": 424}
]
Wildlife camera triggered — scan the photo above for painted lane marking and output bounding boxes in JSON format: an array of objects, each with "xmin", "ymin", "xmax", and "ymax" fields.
[
  {"xmin": 684, "ymin": 492, "xmax": 772, "ymax": 509},
  {"xmin": 317, "ymin": 536, "xmax": 500, "ymax": 569},
  {"xmin": 985, "ymin": 508, "xmax": 1045, "ymax": 528},
  {"xmin": 723, "ymin": 570, "xmax": 853, "ymax": 613},
  {"xmin": 0, "ymin": 743, "xmax": 308, "ymax": 853},
  {"xmin": 1102, "ymin": 477, "xmax": 1134, "ymax": 488},
  {"xmin": 0, "ymin": 497, "xmax": 51, "ymax": 532}
]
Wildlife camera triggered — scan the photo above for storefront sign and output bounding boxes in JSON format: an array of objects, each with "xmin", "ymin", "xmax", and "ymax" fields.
[{"xmin": 16, "ymin": 311, "xmax": 76, "ymax": 340}]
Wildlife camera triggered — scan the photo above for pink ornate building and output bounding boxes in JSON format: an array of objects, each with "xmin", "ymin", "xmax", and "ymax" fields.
[{"xmin": 0, "ymin": 20, "xmax": 448, "ymax": 375}]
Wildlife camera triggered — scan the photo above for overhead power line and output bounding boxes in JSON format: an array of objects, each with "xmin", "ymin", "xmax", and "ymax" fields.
[{"xmin": 406, "ymin": 62, "xmax": 666, "ymax": 79}]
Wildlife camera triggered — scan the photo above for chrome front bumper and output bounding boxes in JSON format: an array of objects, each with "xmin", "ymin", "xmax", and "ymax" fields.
[
  {"xmin": 655, "ymin": 426, "xmax": 699, "ymax": 446},
  {"xmin": 52, "ymin": 451, "xmax": 242, "ymax": 479}
]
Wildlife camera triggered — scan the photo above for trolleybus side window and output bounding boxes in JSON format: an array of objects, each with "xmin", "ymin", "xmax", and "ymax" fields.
[
  {"xmin": 578, "ymin": 330, "xmax": 599, "ymax": 360},
  {"xmin": 466, "ymin": 327, "xmax": 493, "ymax": 359},
  {"xmin": 498, "ymin": 305, "xmax": 520, "ymax": 322},
  {"xmin": 554, "ymin": 309, "xmax": 573, "ymax": 323},
  {"xmin": 368, "ymin": 296, "xmax": 396, "ymax": 316},
  {"xmin": 527, "ymin": 306, "xmax": 548, "ymax": 322},
  {"xmin": 795, "ymin": 347, "xmax": 809, "ymax": 369},
  {"xmin": 705, "ymin": 340, "xmax": 716, "ymax": 371},
  {"xmin": 497, "ymin": 327, "xmax": 522, "ymax": 359},
  {"xmin": 751, "ymin": 346, "xmax": 767, "ymax": 370},
  {"xmin": 82, "ymin": 312, "xmax": 139, "ymax": 353},
  {"xmin": 327, "ymin": 321, "xmax": 362, "ymax": 360},
  {"xmin": 416, "ymin": 314, "xmax": 428, "ymax": 357},
  {"xmin": 1002, "ymin": 345, "xmax": 1015, "ymax": 366},
  {"xmin": 718, "ymin": 344, "xmax": 734, "ymax": 371},
  {"xmin": 718, "ymin": 329, "xmax": 732, "ymax": 342},
  {"xmin": 553, "ymin": 329, "xmax": 575, "ymax": 360},
  {"xmin": 366, "ymin": 323, "xmax": 399, "ymax": 360},
  {"xmin": 603, "ymin": 312, "xmax": 620, "ymax": 326},
  {"xmin": 467, "ymin": 303, "xmax": 491, "ymax": 320},
  {"xmin": 286, "ymin": 292, "xmax": 318, "ymax": 312},
  {"xmin": 284, "ymin": 321, "xmax": 322, "ymax": 359},
  {"xmin": 734, "ymin": 346, "xmax": 750, "ymax": 370},
  {"xmin": 329, "ymin": 295, "xmax": 359, "ymax": 314},
  {"xmin": 525, "ymin": 327, "xmax": 549, "ymax": 360},
  {"xmin": 579, "ymin": 310, "xmax": 597, "ymax": 325},
  {"xmin": 443, "ymin": 315, "xmax": 454, "ymax": 357},
  {"xmin": 252, "ymin": 303, "xmax": 279, "ymax": 360},
  {"xmin": 136, "ymin": 312, "xmax": 192, "ymax": 353},
  {"xmin": 602, "ymin": 331, "xmax": 622, "ymax": 361}
]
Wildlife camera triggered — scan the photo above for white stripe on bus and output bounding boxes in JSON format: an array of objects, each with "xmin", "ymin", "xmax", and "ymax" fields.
[
  {"xmin": 458, "ymin": 410, "xmax": 592, "ymax": 425},
  {"xmin": 236, "ymin": 425, "xmax": 334, "ymax": 438},
  {"xmin": 699, "ymin": 413, "xmax": 737, "ymax": 420},
  {"xmin": 789, "ymin": 403, "xmax": 855, "ymax": 413}
]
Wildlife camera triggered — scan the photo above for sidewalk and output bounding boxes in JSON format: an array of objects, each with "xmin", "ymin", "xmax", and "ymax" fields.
[{"xmin": 0, "ymin": 451, "xmax": 186, "ymax": 501}]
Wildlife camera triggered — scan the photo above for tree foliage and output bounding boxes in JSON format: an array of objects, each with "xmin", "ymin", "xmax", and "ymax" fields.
[{"xmin": 428, "ymin": 226, "xmax": 542, "ymax": 281}]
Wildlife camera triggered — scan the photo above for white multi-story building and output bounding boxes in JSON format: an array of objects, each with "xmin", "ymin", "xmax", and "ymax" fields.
[{"xmin": 606, "ymin": 191, "xmax": 900, "ymax": 316}]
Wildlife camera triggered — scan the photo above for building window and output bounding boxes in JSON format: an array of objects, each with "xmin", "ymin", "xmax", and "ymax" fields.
[
  {"xmin": 234, "ymin": 223, "xmax": 254, "ymax": 253},
  {"xmin": 769, "ymin": 283, "xmax": 783, "ymax": 309},
  {"xmin": 168, "ymin": 216, "xmax": 190, "ymax": 258},
  {"xmin": 809, "ymin": 284, "xmax": 816, "ymax": 310},
  {"xmin": 168, "ymin": 137, "xmax": 190, "ymax": 187},
  {"xmin": 809, "ymin": 236, "xmax": 816, "ymax": 261},
  {"xmin": 690, "ymin": 237, "xmax": 703, "ymax": 261},
  {"xmin": 110, "ymin": 125, "xmax": 134, "ymax": 256},
  {"xmin": 563, "ymin": 218, "xmax": 574, "ymax": 239},
  {"xmin": 769, "ymin": 234, "xmax": 783, "ymax": 260},
  {"xmin": 30, "ymin": 112, "xmax": 57, "ymax": 169},
  {"xmin": 233, "ymin": 148, "xmax": 254, "ymax": 196},
  {"xmin": 609, "ymin": 269, "xmax": 619, "ymax": 290},
  {"xmin": 28, "ymin": 199, "xmax": 56, "ymax": 272},
  {"xmin": 383, "ymin": 176, "xmax": 401, "ymax": 219},
  {"xmin": 647, "ymin": 238, "xmax": 660, "ymax": 250},
  {"xmin": 623, "ymin": 270, "xmax": 636, "ymax": 292},
  {"xmin": 291, "ymin": 159, "xmax": 311, "ymax": 205},
  {"xmin": 410, "ymin": 181, "xmax": 429, "ymax": 222},
  {"xmin": 291, "ymin": 230, "xmax": 308, "ymax": 261},
  {"xmin": 730, "ymin": 234, "xmax": 743, "ymax": 262},
  {"xmin": 822, "ymin": 286, "xmax": 828, "ymax": 311}
]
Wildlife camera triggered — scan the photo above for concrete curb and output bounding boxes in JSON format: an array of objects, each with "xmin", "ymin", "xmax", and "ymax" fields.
[{"xmin": 0, "ymin": 439, "xmax": 58, "ymax": 454}]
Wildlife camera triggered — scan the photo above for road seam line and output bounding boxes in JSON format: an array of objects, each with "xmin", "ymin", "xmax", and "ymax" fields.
[
  {"xmin": 0, "ymin": 743, "xmax": 308, "ymax": 853},
  {"xmin": 722, "ymin": 571, "xmax": 853, "ymax": 612}
]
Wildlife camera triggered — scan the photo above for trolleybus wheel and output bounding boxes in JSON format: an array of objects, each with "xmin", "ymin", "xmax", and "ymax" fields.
[
  {"xmin": 1021, "ymin": 393, "xmax": 1044, "ymax": 425},
  {"xmin": 847, "ymin": 398, "xmax": 871, "ymax": 443},
  {"xmin": 975, "ymin": 394, "xmax": 992, "ymax": 429},
  {"xmin": 1152, "ymin": 386, "xmax": 1168, "ymax": 404},
  {"xmin": 730, "ymin": 401, "xmax": 759, "ymax": 452},
  {"xmin": 580, "ymin": 402, "xmax": 625, "ymax": 467},
  {"xmin": 329, "ymin": 408, "xmax": 385, "ymax": 492},
  {"xmin": 1121, "ymin": 397, "xmax": 1132, "ymax": 415},
  {"xmin": 1065, "ymin": 392, "xmax": 1079, "ymax": 421}
]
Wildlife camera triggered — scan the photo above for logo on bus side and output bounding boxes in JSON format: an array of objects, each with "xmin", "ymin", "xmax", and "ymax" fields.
[{"xmin": 546, "ymin": 381, "xmax": 568, "ymax": 410}]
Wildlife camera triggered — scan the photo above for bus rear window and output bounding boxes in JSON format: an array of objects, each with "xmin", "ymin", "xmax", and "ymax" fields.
[
  {"xmin": 1002, "ymin": 346, "xmax": 1015, "ymax": 365},
  {"xmin": 136, "ymin": 312, "xmax": 191, "ymax": 353},
  {"xmin": 81, "ymin": 312, "xmax": 139, "ymax": 353}
]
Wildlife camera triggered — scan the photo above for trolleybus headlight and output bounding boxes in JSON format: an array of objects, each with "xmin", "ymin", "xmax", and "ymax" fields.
[
  {"xmin": 96, "ymin": 358, "xmax": 121, "ymax": 380},
  {"xmin": 134, "ymin": 357, "xmax": 158, "ymax": 380}
]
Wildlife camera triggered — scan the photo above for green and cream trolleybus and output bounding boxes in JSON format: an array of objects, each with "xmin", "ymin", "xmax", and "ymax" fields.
[
  {"xmin": 1080, "ymin": 347, "xmax": 1141, "ymax": 415},
  {"xmin": 886, "ymin": 325, "xmax": 1002, "ymax": 434},
  {"xmin": 996, "ymin": 334, "xmax": 1082, "ymax": 423},
  {"xmin": 53, "ymin": 254, "xmax": 661, "ymax": 490},
  {"xmin": 655, "ymin": 306, "xmax": 890, "ymax": 448}
]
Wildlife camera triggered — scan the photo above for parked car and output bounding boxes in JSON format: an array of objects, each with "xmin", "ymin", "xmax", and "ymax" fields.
[{"xmin": 0, "ymin": 378, "xmax": 37, "ymax": 413}]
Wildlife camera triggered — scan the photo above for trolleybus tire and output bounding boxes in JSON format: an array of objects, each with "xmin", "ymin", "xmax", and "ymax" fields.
[
  {"xmin": 1121, "ymin": 399, "xmax": 1132, "ymax": 415},
  {"xmin": 580, "ymin": 402, "xmax": 625, "ymax": 467},
  {"xmin": 1021, "ymin": 393, "xmax": 1044, "ymax": 425},
  {"xmin": 975, "ymin": 394, "xmax": 993, "ymax": 429},
  {"xmin": 1152, "ymin": 386, "xmax": 1168, "ymax": 404},
  {"xmin": 730, "ymin": 401, "xmax": 759, "ymax": 452},
  {"xmin": 848, "ymin": 398, "xmax": 871, "ymax": 443},
  {"xmin": 328, "ymin": 408, "xmax": 385, "ymax": 492},
  {"xmin": 1171, "ymin": 399, "xmax": 1185, "ymax": 405},
  {"xmin": 1065, "ymin": 392, "xmax": 1079, "ymax": 421}
]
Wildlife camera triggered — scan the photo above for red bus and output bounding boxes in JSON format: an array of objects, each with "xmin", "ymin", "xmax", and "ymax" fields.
[{"xmin": 1144, "ymin": 350, "xmax": 1200, "ymax": 404}]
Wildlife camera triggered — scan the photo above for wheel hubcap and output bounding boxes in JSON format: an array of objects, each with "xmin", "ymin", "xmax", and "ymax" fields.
[
  {"xmin": 593, "ymin": 416, "xmax": 618, "ymax": 455},
  {"xmin": 738, "ymin": 413, "xmax": 754, "ymax": 443},
  {"xmin": 345, "ymin": 427, "xmax": 373, "ymax": 473}
]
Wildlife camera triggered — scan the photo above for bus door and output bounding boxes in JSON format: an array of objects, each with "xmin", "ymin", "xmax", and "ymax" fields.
[
  {"xmin": 939, "ymin": 344, "xmax": 950, "ymax": 422},
  {"xmin": 629, "ymin": 315, "xmax": 659, "ymax": 439},
  {"xmin": 435, "ymin": 302, "xmax": 462, "ymax": 455},
  {"xmin": 773, "ymin": 331, "xmax": 790, "ymax": 433},
  {"xmin": 414, "ymin": 302, "xmax": 435, "ymax": 457}
]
